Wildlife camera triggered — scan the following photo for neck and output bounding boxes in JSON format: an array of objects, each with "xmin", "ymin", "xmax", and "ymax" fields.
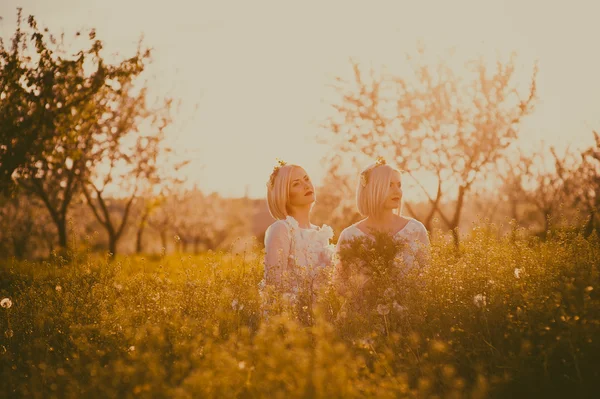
[
  {"xmin": 288, "ymin": 205, "xmax": 312, "ymax": 228},
  {"xmin": 366, "ymin": 209, "xmax": 395, "ymax": 228}
]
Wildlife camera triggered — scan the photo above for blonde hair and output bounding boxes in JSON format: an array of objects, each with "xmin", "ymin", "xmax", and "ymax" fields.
[
  {"xmin": 356, "ymin": 163, "xmax": 402, "ymax": 217},
  {"xmin": 266, "ymin": 164, "xmax": 301, "ymax": 220}
]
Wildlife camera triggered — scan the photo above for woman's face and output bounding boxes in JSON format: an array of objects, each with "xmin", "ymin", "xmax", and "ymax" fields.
[
  {"xmin": 288, "ymin": 167, "xmax": 315, "ymax": 208},
  {"xmin": 382, "ymin": 170, "xmax": 402, "ymax": 210}
]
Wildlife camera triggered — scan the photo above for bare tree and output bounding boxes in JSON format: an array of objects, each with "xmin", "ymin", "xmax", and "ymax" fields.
[
  {"xmin": 80, "ymin": 78, "xmax": 175, "ymax": 257},
  {"xmin": 321, "ymin": 50, "xmax": 537, "ymax": 247},
  {"xmin": 564, "ymin": 131, "xmax": 600, "ymax": 237}
]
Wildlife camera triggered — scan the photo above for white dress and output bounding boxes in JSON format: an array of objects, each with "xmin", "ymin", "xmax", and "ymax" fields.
[
  {"xmin": 261, "ymin": 216, "xmax": 335, "ymax": 298},
  {"xmin": 336, "ymin": 218, "xmax": 430, "ymax": 269}
]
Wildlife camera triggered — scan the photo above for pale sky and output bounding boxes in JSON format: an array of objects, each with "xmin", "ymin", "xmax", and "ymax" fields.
[{"xmin": 2, "ymin": 0, "xmax": 599, "ymax": 199}]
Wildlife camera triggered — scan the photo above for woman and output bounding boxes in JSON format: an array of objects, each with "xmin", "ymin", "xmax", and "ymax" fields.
[
  {"xmin": 335, "ymin": 157, "xmax": 430, "ymax": 280},
  {"xmin": 261, "ymin": 159, "xmax": 335, "ymax": 303}
]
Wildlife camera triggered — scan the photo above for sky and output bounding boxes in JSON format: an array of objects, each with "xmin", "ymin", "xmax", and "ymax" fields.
[{"xmin": 1, "ymin": 0, "xmax": 599, "ymax": 200}]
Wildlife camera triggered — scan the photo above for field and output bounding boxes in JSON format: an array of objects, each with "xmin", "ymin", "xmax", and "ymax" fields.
[{"xmin": 1, "ymin": 224, "xmax": 599, "ymax": 398}]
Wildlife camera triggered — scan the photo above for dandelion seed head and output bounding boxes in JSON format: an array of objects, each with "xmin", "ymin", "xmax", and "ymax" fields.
[
  {"xmin": 431, "ymin": 340, "xmax": 447, "ymax": 353},
  {"xmin": 0, "ymin": 298, "xmax": 12, "ymax": 309},
  {"xmin": 376, "ymin": 304, "xmax": 390, "ymax": 316},
  {"xmin": 393, "ymin": 301, "xmax": 407, "ymax": 313},
  {"xmin": 473, "ymin": 294, "xmax": 486, "ymax": 308}
]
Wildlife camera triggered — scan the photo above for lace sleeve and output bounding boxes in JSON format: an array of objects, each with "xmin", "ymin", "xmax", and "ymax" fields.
[{"xmin": 264, "ymin": 221, "xmax": 290, "ymax": 287}]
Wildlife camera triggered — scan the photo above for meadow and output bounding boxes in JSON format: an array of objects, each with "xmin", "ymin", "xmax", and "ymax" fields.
[{"xmin": 1, "ymin": 223, "xmax": 599, "ymax": 398}]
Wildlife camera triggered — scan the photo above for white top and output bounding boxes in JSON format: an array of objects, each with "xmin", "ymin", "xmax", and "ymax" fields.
[
  {"xmin": 262, "ymin": 216, "xmax": 335, "ymax": 295},
  {"xmin": 336, "ymin": 218, "xmax": 430, "ymax": 268}
]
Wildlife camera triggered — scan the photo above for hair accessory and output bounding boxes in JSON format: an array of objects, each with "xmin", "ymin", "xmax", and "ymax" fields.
[
  {"xmin": 267, "ymin": 158, "xmax": 287, "ymax": 188},
  {"xmin": 375, "ymin": 156, "xmax": 386, "ymax": 166},
  {"xmin": 360, "ymin": 156, "xmax": 387, "ymax": 187}
]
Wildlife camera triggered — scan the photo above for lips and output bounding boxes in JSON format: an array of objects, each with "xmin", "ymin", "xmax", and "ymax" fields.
[
  {"xmin": 305, "ymin": 191, "xmax": 314, "ymax": 196},
  {"xmin": 391, "ymin": 196, "xmax": 400, "ymax": 201}
]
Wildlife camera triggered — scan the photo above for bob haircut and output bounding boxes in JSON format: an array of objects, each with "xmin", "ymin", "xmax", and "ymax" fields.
[
  {"xmin": 266, "ymin": 164, "xmax": 301, "ymax": 220},
  {"xmin": 356, "ymin": 163, "xmax": 402, "ymax": 217}
]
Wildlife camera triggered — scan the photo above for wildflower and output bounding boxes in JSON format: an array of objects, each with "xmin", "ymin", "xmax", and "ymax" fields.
[
  {"xmin": 473, "ymin": 294, "xmax": 487, "ymax": 308},
  {"xmin": 128, "ymin": 346, "xmax": 135, "ymax": 352},
  {"xmin": 393, "ymin": 301, "xmax": 407, "ymax": 313},
  {"xmin": 0, "ymin": 298, "xmax": 12, "ymax": 309},
  {"xmin": 238, "ymin": 361, "xmax": 246, "ymax": 370},
  {"xmin": 514, "ymin": 268, "xmax": 521, "ymax": 279},
  {"xmin": 55, "ymin": 285, "xmax": 62, "ymax": 292},
  {"xmin": 231, "ymin": 299, "xmax": 239, "ymax": 310},
  {"xmin": 376, "ymin": 304, "xmax": 390, "ymax": 316},
  {"xmin": 430, "ymin": 340, "xmax": 447, "ymax": 353},
  {"xmin": 585, "ymin": 286, "xmax": 593, "ymax": 292},
  {"xmin": 5, "ymin": 329, "xmax": 13, "ymax": 338}
]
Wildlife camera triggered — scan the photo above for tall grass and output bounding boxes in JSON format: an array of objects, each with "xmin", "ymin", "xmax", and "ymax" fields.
[{"xmin": 1, "ymin": 224, "xmax": 599, "ymax": 398}]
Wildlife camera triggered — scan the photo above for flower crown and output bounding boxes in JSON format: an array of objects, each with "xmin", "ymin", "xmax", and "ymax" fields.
[
  {"xmin": 360, "ymin": 156, "xmax": 387, "ymax": 187},
  {"xmin": 267, "ymin": 158, "xmax": 287, "ymax": 189}
]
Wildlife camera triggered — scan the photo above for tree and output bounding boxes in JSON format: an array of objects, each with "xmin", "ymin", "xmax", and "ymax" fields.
[
  {"xmin": 565, "ymin": 131, "xmax": 600, "ymax": 237},
  {"xmin": 0, "ymin": 189, "xmax": 57, "ymax": 259},
  {"xmin": 133, "ymin": 195, "xmax": 163, "ymax": 254},
  {"xmin": 1, "ymin": 10, "xmax": 149, "ymax": 250},
  {"xmin": 321, "ymin": 50, "xmax": 537, "ymax": 247},
  {"xmin": 171, "ymin": 189, "xmax": 253, "ymax": 253},
  {"xmin": 80, "ymin": 78, "xmax": 176, "ymax": 257}
]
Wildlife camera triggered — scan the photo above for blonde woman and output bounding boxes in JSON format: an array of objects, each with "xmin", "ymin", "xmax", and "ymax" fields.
[
  {"xmin": 336, "ymin": 157, "xmax": 430, "ymax": 275},
  {"xmin": 261, "ymin": 159, "xmax": 335, "ymax": 302}
]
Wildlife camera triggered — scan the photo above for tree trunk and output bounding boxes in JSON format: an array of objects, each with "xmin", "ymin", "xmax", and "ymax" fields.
[
  {"xmin": 583, "ymin": 210, "xmax": 595, "ymax": 238},
  {"xmin": 181, "ymin": 239, "xmax": 188, "ymax": 253},
  {"xmin": 57, "ymin": 218, "xmax": 68, "ymax": 249},
  {"xmin": 12, "ymin": 237, "xmax": 27, "ymax": 260},
  {"xmin": 451, "ymin": 228, "xmax": 460, "ymax": 250},
  {"xmin": 543, "ymin": 211, "xmax": 551, "ymax": 239},
  {"xmin": 136, "ymin": 221, "xmax": 146, "ymax": 254},
  {"xmin": 108, "ymin": 234, "xmax": 118, "ymax": 259},
  {"xmin": 160, "ymin": 231, "xmax": 167, "ymax": 253}
]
